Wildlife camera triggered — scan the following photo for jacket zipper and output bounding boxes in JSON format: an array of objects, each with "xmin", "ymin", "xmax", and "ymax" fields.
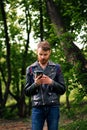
[{"xmin": 41, "ymin": 85, "xmax": 45, "ymax": 105}]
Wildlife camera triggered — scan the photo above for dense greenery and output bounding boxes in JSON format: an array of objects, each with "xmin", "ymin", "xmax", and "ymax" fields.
[
  {"xmin": 0, "ymin": 0, "xmax": 87, "ymax": 124},
  {"xmin": 60, "ymin": 119, "xmax": 87, "ymax": 130},
  {"xmin": 59, "ymin": 97, "xmax": 87, "ymax": 130}
]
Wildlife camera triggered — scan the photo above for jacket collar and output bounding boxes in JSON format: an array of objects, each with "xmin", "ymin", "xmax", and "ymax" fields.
[{"xmin": 31, "ymin": 60, "xmax": 55, "ymax": 67}]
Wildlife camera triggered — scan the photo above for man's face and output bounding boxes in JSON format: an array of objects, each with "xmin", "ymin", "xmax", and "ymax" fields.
[{"xmin": 37, "ymin": 48, "xmax": 51, "ymax": 65}]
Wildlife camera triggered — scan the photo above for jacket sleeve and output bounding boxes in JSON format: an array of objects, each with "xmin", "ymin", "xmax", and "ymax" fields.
[
  {"xmin": 24, "ymin": 67, "xmax": 39, "ymax": 96},
  {"xmin": 49, "ymin": 65, "xmax": 66, "ymax": 95}
]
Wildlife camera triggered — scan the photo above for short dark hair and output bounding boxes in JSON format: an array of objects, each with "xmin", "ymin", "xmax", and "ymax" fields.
[{"xmin": 37, "ymin": 41, "xmax": 51, "ymax": 51}]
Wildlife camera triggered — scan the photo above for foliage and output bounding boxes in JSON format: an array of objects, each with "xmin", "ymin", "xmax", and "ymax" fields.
[
  {"xmin": 60, "ymin": 96, "xmax": 87, "ymax": 129},
  {"xmin": 1, "ymin": 107, "xmax": 18, "ymax": 119},
  {"xmin": 60, "ymin": 119, "xmax": 87, "ymax": 130},
  {"xmin": 0, "ymin": 0, "xmax": 87, "ymax": 118}
]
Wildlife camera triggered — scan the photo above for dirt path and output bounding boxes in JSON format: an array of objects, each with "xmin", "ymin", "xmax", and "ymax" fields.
[{"xmin": 0, "ymin": 119, "xmax": 47, "ymax": 130}]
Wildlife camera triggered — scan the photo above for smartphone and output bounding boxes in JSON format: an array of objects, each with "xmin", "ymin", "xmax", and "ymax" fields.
[{"xmin": 34, "ymin": 70, "xmax": 43, "ymax": 77}]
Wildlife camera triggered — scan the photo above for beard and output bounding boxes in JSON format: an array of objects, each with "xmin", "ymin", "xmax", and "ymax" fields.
[{"xmin": 38, "ymin": 58, "xmax": 49, "ymax": 65}]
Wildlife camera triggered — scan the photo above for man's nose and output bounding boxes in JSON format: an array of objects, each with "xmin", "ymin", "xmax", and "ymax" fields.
[{"xmin": 41, "ymin": 55, "xmax": 45, "ymax": 58}]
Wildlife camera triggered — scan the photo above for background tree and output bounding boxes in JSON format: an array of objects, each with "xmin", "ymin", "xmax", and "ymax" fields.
[
  {"xmin": 45, "ymin": 0, "xmax": 87, "ymax": 98},
  {"xmin": 0, "ymin": 0, "xmax": 11, "ymax": 109}
]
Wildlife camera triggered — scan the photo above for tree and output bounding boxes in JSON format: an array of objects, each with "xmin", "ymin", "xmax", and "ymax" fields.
[
  {"xmin": 45, "ymin": 0, "xmax": 87, "ymax": 92},
  {"xmin": 0, "ymin": 0, "xmax": 11, "ymax": 109},
  {"xmin": 0, "ymin": 0, "xmax": 33, "ymax": 117}
]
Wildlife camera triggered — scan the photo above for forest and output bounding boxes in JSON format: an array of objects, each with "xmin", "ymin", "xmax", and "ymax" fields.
[{"xmin": 0, "ymin": 0, "xmax": 87, "ymax": 129}]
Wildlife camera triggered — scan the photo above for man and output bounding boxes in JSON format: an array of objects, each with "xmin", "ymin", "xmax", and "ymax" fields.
[{"xmin": 24, "ymin": 41, "xmax": 66, "ymax": 130}]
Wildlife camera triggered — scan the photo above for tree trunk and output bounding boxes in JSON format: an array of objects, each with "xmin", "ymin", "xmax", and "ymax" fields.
[
  {"xmin": 18, "ymin": 5, "xmax": 32, "ymax": 117},
  {"xmin": 39, "ymin": 0, "xmax": 44, "ymax": 41},
  {"xmin": 1, "ymin": 0, "xmax": 11, "ymax": 107},
  {"xmin": 46, "ymin": 0, "xmax": 87, "ymax": 89}
]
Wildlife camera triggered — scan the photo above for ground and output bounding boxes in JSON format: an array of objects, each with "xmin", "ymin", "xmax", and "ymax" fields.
[
  {"xmin": 0, "ymin": 119, "xmax": 47, "ymax": 130},
  {"xmin": 0, "ymin": 118, "xmax": 73, "ymax": 130}
]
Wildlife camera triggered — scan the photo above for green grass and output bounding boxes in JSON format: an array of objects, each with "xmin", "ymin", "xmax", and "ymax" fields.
[
  {"xmin": 59, "ymin": 94, "xmax": 87, "ymax": 130},
  {"xmin": 60, "ymin": 119, "xmax": 87, "ymax": 130}
]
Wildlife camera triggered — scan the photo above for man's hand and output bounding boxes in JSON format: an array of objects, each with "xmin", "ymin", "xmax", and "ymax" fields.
[
  {"xmin": 34, "ymin": 74, "xmax": 43, "ymax": 85},
  {"xmin": 35, "ymin": 74, "xmax": 53, "ymax": 85},
  {"xmin": 41, "ymin": 75, "xmax": 53, "ymax": 84}
]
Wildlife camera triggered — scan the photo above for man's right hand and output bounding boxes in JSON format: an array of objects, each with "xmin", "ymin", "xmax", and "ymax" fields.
[{"xmin": 35, "ymin": 75, "xmax": 43, "ymax": 85}]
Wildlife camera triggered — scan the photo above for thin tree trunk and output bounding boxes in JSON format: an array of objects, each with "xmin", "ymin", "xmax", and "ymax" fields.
[
  {"xmin": 39, "ymin": 0, "xmax": 44, "ymax": 41},
  {"xmin": 1, "ymin": 0, "xmax": 11, "ymax": 107},
  {"xmin": 18, "ymin": 4, "xmax": 32, "ymax": 117}
]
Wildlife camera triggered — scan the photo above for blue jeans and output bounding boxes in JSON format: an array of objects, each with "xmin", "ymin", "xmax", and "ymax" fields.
[{"xmin": 31, "ymin": 105, "xmax": 60, "ymax": 130}]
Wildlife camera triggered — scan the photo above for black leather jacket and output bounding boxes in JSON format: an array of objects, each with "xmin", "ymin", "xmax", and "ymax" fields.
[{"xmin": 24, "ymin": 61, "xmax": 66, "ymax": 107}]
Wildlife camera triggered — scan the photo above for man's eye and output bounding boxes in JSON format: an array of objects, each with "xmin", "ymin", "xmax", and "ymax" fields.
[{"xmin": 44, "ymin": 54, "xmax": 47, "ymax": 56}]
